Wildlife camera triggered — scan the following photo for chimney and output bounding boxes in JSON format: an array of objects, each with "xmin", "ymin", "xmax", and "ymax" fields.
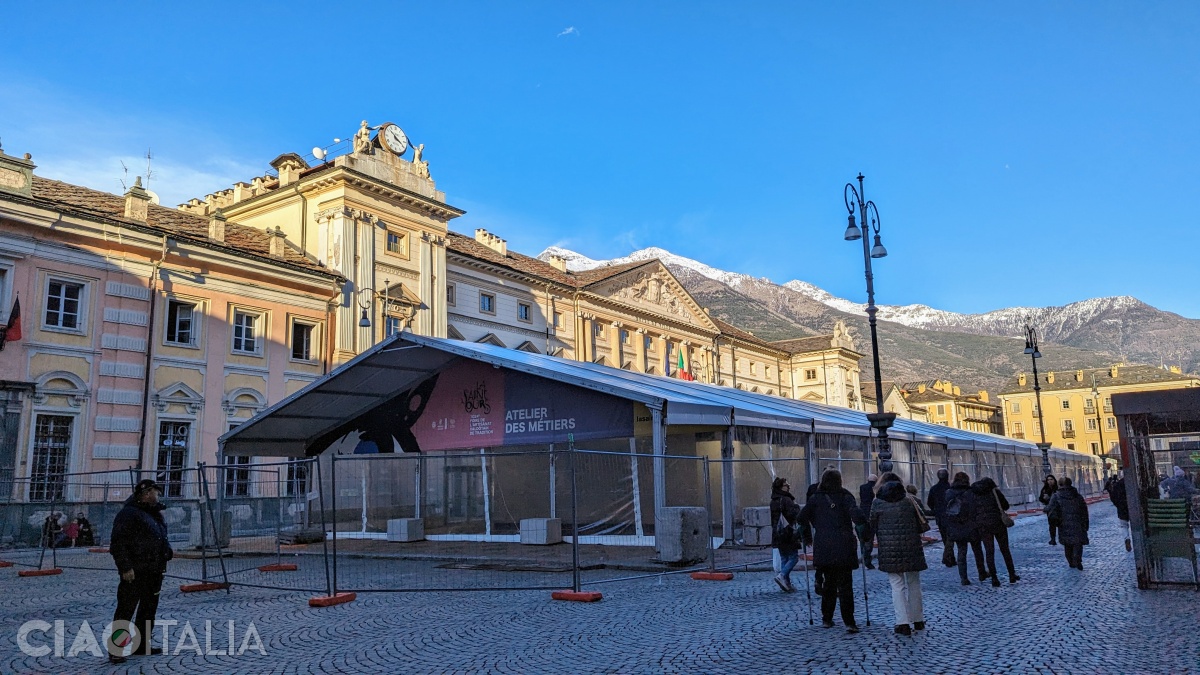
[
  {"xmin": 1110, "ymin": 364, "xmax": 1119, "ymax": 378},
  {"xmin": 1075, "ymin": 369, "xmax": 1084, "ymax": 382},
  {"xmin": 233, "ymin": 181, "xmax": 253, "ymax": 202},
  {"xmin": 1047, "ymin": 372, "xmax": 1055, "ymax": 384},
  {"xmin": 978, "ymin": 390, "xmax": 989, "ymax": 403},
  {"xmin": 1170, "ymin": 365, "xmax": 1182, "ymax": 374},
  {"xmin": 0, "ymin": 142, "xmax": 35, "ymax": 196},
  {"xmin": 269, "ymin": 226, "xmax": 287, "ymax": 258},
  {"xmin": 208, "ymin": 209, "xmax": 227, "ymax": 243},
  {"xmin": 1018, "ymin": 373, "xmax": 1027, "ymax": 387},
  {"xmin": 918, "ymin": 383, "xmax": 927, "ymax": 394},
  {"xmin": 952, "ymin": 385, "xmax": 961, "ymax": 396},
  {"xmin": 547, "ymin": 254, "xmax": 568, "ymax": 272},
  {"xmin": 124, "ymin": 176, "xmax": 151, "ymax": 222},
  {"xmin": 473, "ymin": 228, "xmax": 508, "ymax": 256},
  {"xmin": 270, "ymin": 153, "xmax": 310, "ymax": 188}
]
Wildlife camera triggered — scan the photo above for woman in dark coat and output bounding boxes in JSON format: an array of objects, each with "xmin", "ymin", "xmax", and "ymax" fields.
[
  {"xmin": 1038, "ymin": 475, "xmax": 1059, "ymax": 545},
  {"xmin": 971, "ymin": 477, "xmax": 1019, "ymax": 586},
  {"xmin": 942, "ymin": 472, "xmax": 987, "ymax": 586},
  {"xmin": 769, "ymin": 477, "xmax": 802, "ymax": 593},
  {"xmin": 799, "ymin": 469, "xmax": 867, "ymax": 633},
  {"xmin": 1045, "ymin": 476, "xmax": 1090, "ymax": 570},
  {"xmin": 871, "ymin": 479, "xmax": 929, "ymax": 636}
]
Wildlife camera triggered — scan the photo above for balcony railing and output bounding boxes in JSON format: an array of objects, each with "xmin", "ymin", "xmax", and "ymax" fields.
[
  {"xmin": 1012, "ymin": 432, "xmax": 1025, "ymax": 439},
  {"xmin": 1062, "ymin": 429, "xmax": 1076, "ymax": 439}
]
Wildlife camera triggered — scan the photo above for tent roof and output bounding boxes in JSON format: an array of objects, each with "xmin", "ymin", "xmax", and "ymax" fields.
[{"xmin": 220, "ymin": 333, "xmax": 1091, "ymax": 461}]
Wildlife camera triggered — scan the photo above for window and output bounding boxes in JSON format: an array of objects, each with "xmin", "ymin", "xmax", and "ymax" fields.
[
  {"xmin": 291, "ymin": 321, "xmax": 315, "ymax": 361},
  {"xmin": 645, "ymin": 335, "xmax": 655, "ymax": 352},
  {"xmin": 232, "ymin": 310, "xmax": 261, "ymax": 354},
  {"xmin": 44, "ymin": 279, "xmax": 84, "ymax": 330},
  {"xmin": 30, "ymin": 415, "xmax": 72, "ymax": 502},
  {"xmin": 286, "ymin": 461, "xmax": 309, "ymax": 497},
  {"xmin": 804, "ymin": 369, "xmax": 817, "ymax": 381},
  {"xmin": 1061, "ymin": 399, "xmax": 1071, "ymax": 410},
  {"xmin": 385, "ymin": 316, "xmax": 403, "ymax": 337},
  {"xmin": 1086, "ymin": 418, "xmax": 1097, "ymax": 431},
  {"xmin": 518, "ymin": 303, "xmax": 532, "ymax": 322},
  {"xmin": 936, "ymin": 404, "xmax": 946, "ymax": 416},
  {"xmin": 1013, "ymin": 422, "xmax": 1024, "ymax": 434},
  {"xmin": 446, "ymin": 284, "xmax": 456, "ymax": 306},
  {"xmin": 224, "ymin": 455, "xmax": 252, "ymax": 497},
  {"xmin": 749, "ymin": 362, "xmax": 757, "ymax": 375},
  {"xmin": 593, "ymin": 323, "xmax": 604, "ymax": 340},
  {"xmin": 1090, "ymin": 442, "xmax": 1100, "ymax": 454},
  {"xmin": 1106, "ymin": 416, "xmax": 1116, "ymax": 430},
  {"xmin": 620, "ymin": 329, "xmax": 630, "ymax": 345},
  {"xmin": 1010, "ymin": 401, "xmax": 1021, "ymax": 414},
  {"xmin": 1062, "ymin": 419, "xmax": 1074, "ymax": 432},
  {"xmin": 479, "ymin": 292, "xmax": 495, "ymax": 314},
  {"xmin": 1066, "ymin": 443, "xmax": 1075, "ymax": 451},
  {"xmin": 156, "ymin": 421, "xmax": 190, "ymax": 498},
  {"xmin": 165, "ymin": 300, "xmax": 197, "ymax": 346},
  {"xmin": 553, "ymin": 312, "xmax": 562, "ymax": 329},
  {"xmin": 386, "ymin": 231, "xmax": 407, "ymax": 256}
]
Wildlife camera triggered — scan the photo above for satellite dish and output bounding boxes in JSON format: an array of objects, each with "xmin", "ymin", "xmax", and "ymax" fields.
[
  {"xmin": 145, "ymin": 189, "xmax": 160, "ymax": 205},
  {"xmin": 313, "ymin": 147, "xmax": 327, "ymax": 161}
]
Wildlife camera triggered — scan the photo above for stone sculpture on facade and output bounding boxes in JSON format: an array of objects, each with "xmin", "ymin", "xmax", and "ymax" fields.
[
  {"xmin": 353, "ymin": 120, "xmax": 373, "ymax": 155},
  {"xmin": 413, "ymin": 143, "xmax": 430, "ymax": 179}
]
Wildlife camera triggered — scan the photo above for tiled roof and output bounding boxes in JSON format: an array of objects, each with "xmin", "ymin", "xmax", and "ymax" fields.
[
  {"xmin": 711, "ymin": 318, "xmax": 778, "ymax": 349},
  {"xmin": 859, "ymin": 381, "xmax": 898, "ymax": 403},
  {"xmin": 770, "ymin": 335, "xmax": 835, "ymax": 353},
  {"xmin": 998, "ymin": 364, "xmax": 1200, "ymax": 395},
  {"xmin": 25, "ymin": 177, "xmax": 337, "ymax": 278}
]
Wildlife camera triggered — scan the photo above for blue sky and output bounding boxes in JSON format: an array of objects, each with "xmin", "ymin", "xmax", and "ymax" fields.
[{"xmin": 3, "ymin": 3, "xmax": 1198, "ymax": 318}]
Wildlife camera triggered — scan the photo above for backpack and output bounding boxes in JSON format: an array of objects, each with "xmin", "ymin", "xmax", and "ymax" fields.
[{"xmin": 945, "ymin": 492, "xmax": 968, "ymax": 523}]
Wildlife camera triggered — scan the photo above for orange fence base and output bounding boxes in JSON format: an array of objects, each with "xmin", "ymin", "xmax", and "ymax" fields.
[
  {"xmin": 19, "ymin": 568, "xmax": 63, "ymax": 577},
  {"xmin": 551, "ymin": 590, "xmax": 603, "ymax": 602},
  {"xmin": 690, "ymin": 571, "xmax": 734, "ymax": 581},
  {"xmin": 88, "ymin": 547, "xmax": 109, "ymax": 553},
  {"xmin": 257, "ymin": 563, "xmax": 298, "ymax": 572},
  {"xmin": 179, "ymin": 582, "xmax": 230, "ymax": 593},
  {"xmin": 309, "ymin": 592, "xmax": 357, "ymax": 607},
  {"xmin": 0, "ymin": 561, "xmax": 13, "ymax": 568}
]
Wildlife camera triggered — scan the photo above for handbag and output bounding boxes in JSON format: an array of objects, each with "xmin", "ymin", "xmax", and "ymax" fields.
[
  {"xmin": 994, "ymin": 489, "xmax": 1015, "ymax": 528},
  {"xmin": 908, "ymin": 496, "xmax": 931, "ymax": 533}
]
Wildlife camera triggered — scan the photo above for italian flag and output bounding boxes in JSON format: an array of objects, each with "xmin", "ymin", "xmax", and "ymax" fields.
[{"xmin": 676, "ymin": 349, "xmax": 694, "ymax": 381}]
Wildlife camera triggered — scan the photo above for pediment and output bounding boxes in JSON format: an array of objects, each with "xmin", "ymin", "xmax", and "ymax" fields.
[
  {"xmin": 154, "ymin": 381, "xmax": 204, "ymax": 413},
  {"xmin": 586, "ymin": 263, "xmax": 716, "ymax": 331},
  {"xmin": 801, "ymin": 391, "xmax": 825, "ymax": 402}
]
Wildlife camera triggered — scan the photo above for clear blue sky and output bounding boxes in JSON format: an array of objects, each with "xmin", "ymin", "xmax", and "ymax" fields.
[{"xmin": 3, "ymin": 2, "xmax": 1198, "ymax": 318}]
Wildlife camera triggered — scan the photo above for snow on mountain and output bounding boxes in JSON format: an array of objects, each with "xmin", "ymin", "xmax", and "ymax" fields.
[{"xmin": 538, "ymin": 246, "xmax": 1149, "ymax": 339}]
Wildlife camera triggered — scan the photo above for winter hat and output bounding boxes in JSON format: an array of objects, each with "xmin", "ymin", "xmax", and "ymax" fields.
[{"xmin": 1175, "ymin": 466, "xmax": 1185, "ymax": 478}]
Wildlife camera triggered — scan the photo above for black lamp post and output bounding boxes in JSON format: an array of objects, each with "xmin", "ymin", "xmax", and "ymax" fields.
[
  {"xmin": 1091, "ymin": 373, "xmax": 1110, "ymax": 478},
  {"xmin": 844, "ymin": 174, "xmax": 897, "ymax": 473},
  {"xmin": 1023, "ymin": 318, "xmax": 1052, "ymax": 476}
]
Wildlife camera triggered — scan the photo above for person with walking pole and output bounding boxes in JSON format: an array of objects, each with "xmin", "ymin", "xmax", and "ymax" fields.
[
  {"xmin": 799, "ymin": 469, "xmax": 867, "ymax": 633},
  {"xmin": 108, "ymin": 479, "xmax": 173, "ymax": 664},
  {"xmin": 770, "ymin": 477, "xmax": 802, "ymax": 593}
]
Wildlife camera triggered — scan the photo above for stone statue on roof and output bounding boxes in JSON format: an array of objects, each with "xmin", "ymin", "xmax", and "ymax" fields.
[
  {"xmin": 832, "ymin": 319, "xmax": 855, "ymax": 351},
  {"xmin": 413, "ymin": 143, "xmax": 430, "ymax": 179},
  {"xmin": 353, "ymin": 120, "xmax": 373, "ymax": 155}
]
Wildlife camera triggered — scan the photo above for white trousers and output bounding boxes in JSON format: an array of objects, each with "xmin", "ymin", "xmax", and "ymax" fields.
[{"xmin": 887, "ymin": 571, "xmax": 924, "ymax": 626}]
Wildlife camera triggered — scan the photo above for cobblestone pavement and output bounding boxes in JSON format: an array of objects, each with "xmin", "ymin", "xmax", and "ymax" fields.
[{"xmin": 1, "ymin": 506, "xmax": 1196, "ymax": 674}]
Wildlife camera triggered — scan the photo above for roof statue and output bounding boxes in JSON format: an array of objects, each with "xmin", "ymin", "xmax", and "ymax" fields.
[
  {"xmin": 831, "ymin": 319, "xmax": 855, "ymax": 351},
  {"xmin": 353, "ymin": 120, "xmax": 373, "ymax": 155},
  {"xmin": 413, "ymin": 143, "xmax": 430, "ymax": 179}
]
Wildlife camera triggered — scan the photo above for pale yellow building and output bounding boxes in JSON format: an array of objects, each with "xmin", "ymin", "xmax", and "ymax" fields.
[
  {"xmin": 860, "ymin": 381, "xmax": 928, "ymax": 422},
  {"xmin": 998, "ymin": 364, "xmax": 1200, "ymax": 459},
  {"xmin": 900, "ymin": 380, "xmax": 1003, "ymax": 435}
]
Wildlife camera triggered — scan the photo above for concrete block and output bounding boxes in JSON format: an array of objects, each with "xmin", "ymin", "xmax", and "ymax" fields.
[
  {"xmin": 386, "ymin": 518, "xmax": 425, "ymax": 543},
  {"xmin": 744, "ymin": 506, "xmax": 772, "ymax": 527},
  {"xmin": 743, "ymin": 525, "xmax": 773, "ymax": 546},
  {"xmin": 520, "ymin": 518, "xmax": 562, "ymax": 545},
  {"xmin": 655, "ymin": 507, "xmax": 708, "ymax": 564}
]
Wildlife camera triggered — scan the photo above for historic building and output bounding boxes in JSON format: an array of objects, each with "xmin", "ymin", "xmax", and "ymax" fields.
[
  {"xmin": 860, "ymin": 381, "xmax": 928, "ymax": 422},
  {"xmin": 899, "ymin": 379, "xmax": 1003, "ymax": 435},
  {"xmin": 998, "ymin": 364, "xmax": 1200, "ymax": 459},
  {"xmin": 0, "ymin": 121, "xmax": 870, "ymax": 503},
  {"xmin": 0, "ymin": 144, "xmax": 341, "ymax": 502}
]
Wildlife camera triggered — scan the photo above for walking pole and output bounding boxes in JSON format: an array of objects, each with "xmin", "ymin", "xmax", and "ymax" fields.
[
  {"xmin": 799, "ymin": 544, "xmax": 814, "ymax": 626},
  {"xmin": 859, "ymin": 547, "xmax": 871, "ymax": 627}
]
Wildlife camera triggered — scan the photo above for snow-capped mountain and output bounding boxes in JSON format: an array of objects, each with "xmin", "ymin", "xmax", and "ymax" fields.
[{"xmin": 537, "ymin": 245, "xmax": 1200, "ymax": 380}]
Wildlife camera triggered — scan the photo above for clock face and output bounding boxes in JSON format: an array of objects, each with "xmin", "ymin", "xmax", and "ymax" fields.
[{"xmin": 380, "ymin": 124, "xmax": 409, "ymax": 155}]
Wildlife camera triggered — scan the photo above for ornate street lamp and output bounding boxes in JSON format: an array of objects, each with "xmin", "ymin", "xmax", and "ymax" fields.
[
  {"xmin": 1091, "ymin": 373, "xmax": 1110, "ymax": 477},
  {"xmin": 1023, "ymin": 318, "xmax": 1052, "ymax": 475},
  {"xmin": 844, "ymin": 174, "xmax": 897, "ymax": 472}
]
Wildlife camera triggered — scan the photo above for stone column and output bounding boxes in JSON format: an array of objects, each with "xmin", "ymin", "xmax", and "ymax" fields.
[
  {"xmin": 657, "ymin": 335, "xmax": 668, "ymax": 375},
  {"xmin": 634, "ymin": 328, "xmax": 647, "ymax": 373},
  {"xmin": 610, "ymin": 321, "xmax": 623, "ymax": 367}
]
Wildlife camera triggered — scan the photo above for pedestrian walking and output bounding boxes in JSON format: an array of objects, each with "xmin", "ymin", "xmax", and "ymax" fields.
[
  {"xmin": 926, "ymin": 469, "xmax": 956, "ymax": 567},
  {"xmin": 971, "ymin": 477, "xmax": 1019, "ymax": 586},
  {"xmin": 870, "ymin": 477, "xmax": 929, "ymax": 636},
  {"xmin": 858, "ymin": 474, "xmax": 878, "ymax": 569},
  {"xmin": 108, "ymin": 479, "xmax": 174, "ymax": 664},
  {"xmin": 76, "ymin": 512, "xmax": 95, "ymax": 547},
  {"xmin": 943, "ymin": 472, "xmax": 988, "ymax": 585},
  {"xmin": 799, "ymin": 469, "xmax": 868, "ymax": 633},
  {"xmin": 770, "ymin": 477, "xmax": 802, "ymax": 593},
  {"xmin": 1045, "ymin": 476, "xmax": 1090, "ymax": 570},
  {"xmin": 1039, "ymin": 475, "xmax": 1059, "ymax": 545}
]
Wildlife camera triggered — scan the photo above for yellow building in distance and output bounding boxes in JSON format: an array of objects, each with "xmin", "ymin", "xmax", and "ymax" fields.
[
  {"xmin": 899, "ymin": 380, "xmax": 1003, "ymax": 434},
  {"xmin": 997, "ymin": 364, "xmax": 1200, "ymax": 461}
]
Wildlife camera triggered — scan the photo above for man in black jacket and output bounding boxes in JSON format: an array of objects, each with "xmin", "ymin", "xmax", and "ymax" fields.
[
  {"xmin": 108, "ymin": 479, "xmax": 173, "ymax": 664},
  {"xmin": 858, "ymin": 474, "xmax": 878, "ymax": 569},
  {"xmin": 926, "ymin": 469, "xmax": 955, "ymax": 567}
]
